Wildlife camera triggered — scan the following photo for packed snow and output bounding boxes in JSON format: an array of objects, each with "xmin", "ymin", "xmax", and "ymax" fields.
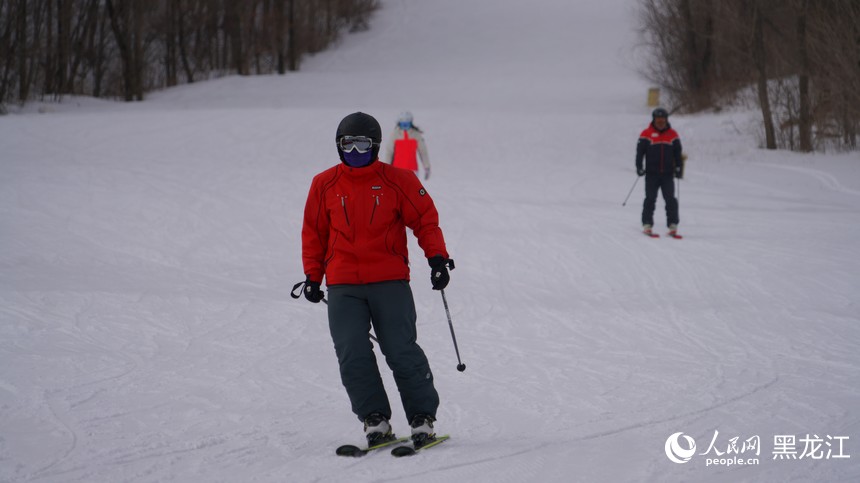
[{"xmin": 2, "ymin": 0, "xmax": 859, "ymax": 481}]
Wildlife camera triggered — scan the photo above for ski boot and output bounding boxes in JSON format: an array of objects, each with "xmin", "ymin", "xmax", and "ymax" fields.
[
  {"xmin": 643, "ymin": 224, "xmax": 658, "ymax": 238},
  {"xmin": 364, "ymin": 412, "xmax": 394, "ymax": 446},
  {"xmin": 409, "ymin": 414, "xmax": 436, "ymax": 448}
]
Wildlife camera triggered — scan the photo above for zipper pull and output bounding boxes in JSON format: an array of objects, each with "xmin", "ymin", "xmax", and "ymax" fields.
[
  {"xmin": 369, "ymin": 195, "xmax": 379, "ymax": 225},
  {"xmin": 341, "ymin": 195, "xmax": 350, "ymax": 225}
]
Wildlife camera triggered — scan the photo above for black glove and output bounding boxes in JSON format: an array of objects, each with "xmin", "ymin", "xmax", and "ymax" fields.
[
  {"xmin": 637, "ymin": 167, "xmax": 645, "ymax": 177},
  {"xmin": 428, "ymin": 256, "xmax": 451, "ymax": 290},
  {"xmin": 674, "ymin": 167, "xmax": 683, "ymax": 179},
  {"xmin": 303, "ymin": 276, "xmax": 324, "ymax": 303}
]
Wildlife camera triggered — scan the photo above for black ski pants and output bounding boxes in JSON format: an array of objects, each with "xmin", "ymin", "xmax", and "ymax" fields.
[
  {"xmin": 326, "ymin": 280, "xmax": 439, "ymax": 423},
  {"xmin": 642, "ymin": 173, "xmax": 679, "ymax": 227}
]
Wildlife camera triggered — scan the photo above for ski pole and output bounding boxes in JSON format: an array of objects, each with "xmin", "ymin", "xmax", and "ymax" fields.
[
  {"xmin": 622, "ymin": 175, "xmax": 641, "ymax": 206},
  {"xmin": 440, "ymin": 289, "xmax": 466, "ymax": 372}
]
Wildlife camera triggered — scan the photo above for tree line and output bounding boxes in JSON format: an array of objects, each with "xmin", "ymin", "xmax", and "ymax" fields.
[
  {"xmin": 0, "ymin": 0, "xmax": 378, "ymax": 107},
  {"xmin": 639, "ymin": 0, "xmax": 859, "ymax": 152}
]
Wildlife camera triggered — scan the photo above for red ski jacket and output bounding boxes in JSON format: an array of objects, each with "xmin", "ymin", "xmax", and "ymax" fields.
[
  {"xmin": 636, "ymin": 123, "xmax": 682, "ymax": 175},
  {"xmin": 302, "ymin": 160, "xmax": 448, "ymax": 285}
]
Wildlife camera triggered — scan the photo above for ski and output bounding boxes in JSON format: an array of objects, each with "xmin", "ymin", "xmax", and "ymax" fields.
[
  {"xmin": 667, "ymin": 232, "xmax": 683, "ymax": 239},
  {"xmin": 390, "ymin": 435, "xmax": 451, "ymax": 457},
  {"xmin": 644, "ymin": 230, "xmax": 660, "ymax": 238},
  {"xmin": 336, "ymin": 436, "xmax": 409, "ymax": 457}
]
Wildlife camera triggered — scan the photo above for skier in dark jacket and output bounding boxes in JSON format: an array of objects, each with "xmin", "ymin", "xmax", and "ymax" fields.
[
  {"xmin": 299, "ymin": 112, "xmax": 453, "ymax": 448},
  {"xmin": 636, "ymin": 107, "xmax": 683, "ymax": 236}
]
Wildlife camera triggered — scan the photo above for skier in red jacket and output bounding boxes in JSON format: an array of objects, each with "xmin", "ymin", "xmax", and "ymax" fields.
[
  {"xmin": 636, "ymin": 107, "xmax": 683, "ymax": 237},
  {"xmin": 300, "ymin": 112, "xmax": 452, "ymax": 448}
]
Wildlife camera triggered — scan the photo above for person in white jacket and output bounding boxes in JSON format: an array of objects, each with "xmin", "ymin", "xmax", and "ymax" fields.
[{"xmin": 384, "ymin": 111, "xmax": 431, "ymax": 180}]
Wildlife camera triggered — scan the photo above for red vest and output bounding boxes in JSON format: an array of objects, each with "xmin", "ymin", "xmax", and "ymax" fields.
[{"xmin": 392, "ymin": 130, "xmax": 419, "ymax": 171}]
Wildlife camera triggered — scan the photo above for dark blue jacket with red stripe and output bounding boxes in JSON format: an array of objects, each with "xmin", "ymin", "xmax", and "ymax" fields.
[{"xmin": 636, "ymin": 122, "xmax": 682, "ymax": 175}]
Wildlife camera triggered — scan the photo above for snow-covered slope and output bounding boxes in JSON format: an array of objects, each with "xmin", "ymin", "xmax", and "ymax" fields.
[{"xmin": 1, "ymin": 0, "xmax": 859, "ymax": 481}]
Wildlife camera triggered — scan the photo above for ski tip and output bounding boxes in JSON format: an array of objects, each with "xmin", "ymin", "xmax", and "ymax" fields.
[
  {"xmin": 391, "ymin": 446, "xmax": 417, "ymax": 457},
  {"xmin": 336, "ymin": 444, "xmax": 367, "ymax": 457}
]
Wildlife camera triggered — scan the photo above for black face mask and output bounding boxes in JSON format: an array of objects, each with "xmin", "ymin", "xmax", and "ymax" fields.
[{"xmin": 343, "ymin": 150, "xmax": 373, "ymax": 167}]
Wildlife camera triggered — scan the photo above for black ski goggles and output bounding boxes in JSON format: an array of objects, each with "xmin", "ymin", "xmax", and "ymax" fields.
[{"xmin": 338, "ymin": 136, "xmax": 375, "ymax": 154}]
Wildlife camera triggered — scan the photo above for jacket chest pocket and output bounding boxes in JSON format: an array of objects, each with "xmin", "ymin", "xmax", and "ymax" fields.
[
  {"xmin": 326, "ymin": 191, "xmax": 353, "ymax": 231},
  {"xmin": 368, "ymin": 189, "xmax": 401, "ymax": 230}
]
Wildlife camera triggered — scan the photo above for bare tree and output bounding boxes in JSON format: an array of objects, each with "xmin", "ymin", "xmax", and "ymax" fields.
[
  {"xmin": 0, "ymin": 0, "xmax": 22, "ymax": 103},
  {"xmin": 752, "ymin": 1, "xmax": 776, "ymax": 149},
  {"xmin": 793, "ymin": 0, "xmax": 812, "ymax": 152},
  {"xmin": 105, "ymin": 0, "xmax": 144, "ymax": 101},
  {"xmin": 639, "ymin": 0, "xmax": 859, "ymax": 151}
]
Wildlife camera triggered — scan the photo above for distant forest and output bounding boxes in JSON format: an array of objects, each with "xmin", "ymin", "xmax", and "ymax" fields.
[
  {"xmin": 3, "ymin": 1, "xmax": 858, "ymax": 153},
  {"xmin": 0, "ymin": 0, "xmax": 378, "ymax": 106},
  {"xmin": 639, "ymin": 0, "xmax": 859, "ymax": 152}
]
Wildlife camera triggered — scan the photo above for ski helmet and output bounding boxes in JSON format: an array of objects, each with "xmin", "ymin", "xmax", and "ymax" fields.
[
  {"xmin": 335, "ymin": 112, "xmax": 381, "ymax": 164},
  {"xmin": 652, "ymin": 107, "xmax": 669, "ymax": 119}
]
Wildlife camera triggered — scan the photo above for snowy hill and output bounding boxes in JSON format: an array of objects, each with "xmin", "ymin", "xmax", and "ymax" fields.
[{"xmin": 2, "ymin": 0, "xmax": 859, "ymax": 481}]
